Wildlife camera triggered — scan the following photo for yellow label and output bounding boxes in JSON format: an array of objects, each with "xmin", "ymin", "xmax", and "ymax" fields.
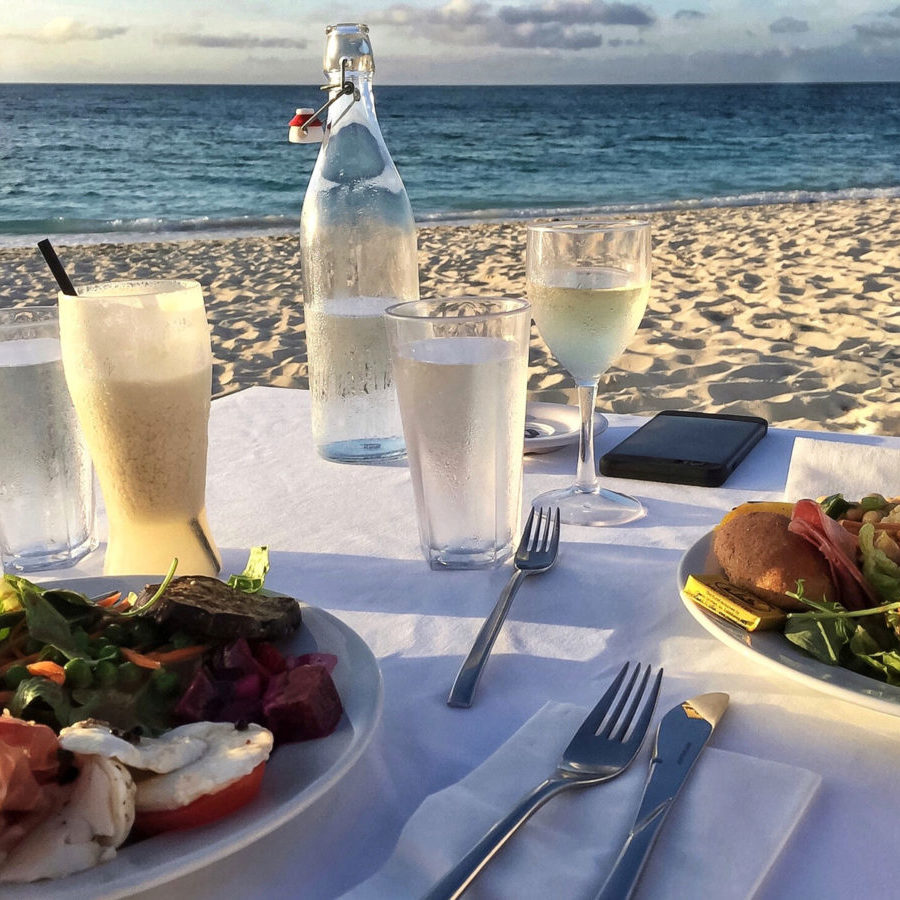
[{"xmin": 684, "ymin": 574, "xmax": 786, "ymax": 632}]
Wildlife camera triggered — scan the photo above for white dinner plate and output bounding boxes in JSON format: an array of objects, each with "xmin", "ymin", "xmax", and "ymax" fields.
[
  {"xmin": 3, "ymin": 575, "xmax": 384, "ymax": 899},
  {"xmin": 678, "ymin": 531, "xmax": 900, "ymax": 717},
  {"xmin": 524, "ymin": 401, "xmax": 608, "ymax": 454}
]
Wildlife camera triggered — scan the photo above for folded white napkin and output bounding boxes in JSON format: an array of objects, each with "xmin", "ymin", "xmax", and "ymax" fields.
[
  {"xmin": 343, "ymin": 702, "xmax": 820, "ymax": 900},
  {"xmin": 785, "ymin": 437, "xmax": 899, "ymax": 501}
]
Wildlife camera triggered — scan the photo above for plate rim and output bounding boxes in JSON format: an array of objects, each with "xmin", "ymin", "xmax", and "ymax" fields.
[
  {"xmin": 2, "ymin": 574, "xmax": 384, "ymax": 899},
  {"xmin": 678, "ymin": 531, "xmax": 900, "ymax": 717},
  {"xmin": 524, "ymin": 401, "xmax": 608, "ymax": 453}
]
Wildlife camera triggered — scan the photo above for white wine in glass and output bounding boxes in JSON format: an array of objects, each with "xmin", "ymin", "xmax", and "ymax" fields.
[{"xmin": 527, "ymin": 220, "xmax": 651, "ymax": 526}]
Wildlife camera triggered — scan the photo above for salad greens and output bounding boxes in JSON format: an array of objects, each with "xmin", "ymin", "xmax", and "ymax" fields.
[
  {"xmin": 783, "ymin": 526, "xmax": 900, "ymax": 685},
  {"xmin": 0, "ymin": 548, "xmax": 272, "ymax": 734}
]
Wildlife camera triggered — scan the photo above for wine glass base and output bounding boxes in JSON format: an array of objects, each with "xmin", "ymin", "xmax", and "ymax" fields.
[{"xmin": 532, "ymin": 485, "xmax": 646, "ymax": 527}]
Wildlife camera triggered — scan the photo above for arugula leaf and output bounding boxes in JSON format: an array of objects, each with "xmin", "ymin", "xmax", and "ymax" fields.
[
  {"xmin": 9, "ymin": 676, "xmax": 73, "ymax": 728},
  {"xmin": 5, "ymin": 576, "xmax": 80, "ymax": 659},
  {"xmin": 70, "ymin": 683, "xmax": 174, "ymax": 737},
  {"xmin": 227, "ymin": 546, "xmax": 270, "ymax": 594},
  {"xmin": 784, "ymin": 605, "xmax": 857, "ymax": 664}
]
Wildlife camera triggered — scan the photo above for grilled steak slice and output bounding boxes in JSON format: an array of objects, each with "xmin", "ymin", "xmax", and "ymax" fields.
[{"xmin": 135, "ymin": 576, "xmax": 302, "ymax": 641}]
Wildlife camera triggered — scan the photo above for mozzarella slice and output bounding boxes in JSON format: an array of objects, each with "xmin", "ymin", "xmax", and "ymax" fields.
[
  {"xmin": 0, "ymin": 756, "xmax": 135, "ymax": 883},
  {"xmin": 59, "ymin": 722, "xmax": 208, "ymax": 773},
  {"xmin": 135, "ymin": 722, "xmax": 273, "ymax": 812}
]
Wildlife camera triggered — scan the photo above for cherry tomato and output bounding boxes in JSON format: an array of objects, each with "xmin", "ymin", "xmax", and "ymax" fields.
[{"xmin": 132, "ymin": 762, "xmax": 266, "ymax": 837}]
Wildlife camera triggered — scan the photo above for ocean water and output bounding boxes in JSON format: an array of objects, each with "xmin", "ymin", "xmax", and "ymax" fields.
[{"xmin": 1, "ymin": 82, "xmax": 899, "ymax": 246}]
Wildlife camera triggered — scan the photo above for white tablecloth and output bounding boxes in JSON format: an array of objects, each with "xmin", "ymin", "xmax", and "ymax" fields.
[{"xmin": 56, "ymin": 387, "xmax": 900, "ymax": 899}]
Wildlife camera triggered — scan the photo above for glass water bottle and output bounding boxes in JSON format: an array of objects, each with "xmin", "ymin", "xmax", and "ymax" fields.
[{"xmin": 300, "ymin": 23, "xmax": 418, "ymax": 463}]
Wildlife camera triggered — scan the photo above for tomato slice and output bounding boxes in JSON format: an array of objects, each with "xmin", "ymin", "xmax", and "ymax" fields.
[{"xmin": 132, "ymin": 761, "xmax": 266, "ymax": 837}]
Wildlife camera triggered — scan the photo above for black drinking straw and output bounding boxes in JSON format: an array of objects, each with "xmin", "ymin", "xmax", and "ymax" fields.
[{"xmin": 37, "ymin": 238, "xmax": 77, "ymax": 296}]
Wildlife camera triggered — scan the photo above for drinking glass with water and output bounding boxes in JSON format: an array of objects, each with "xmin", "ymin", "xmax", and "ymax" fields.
[{"xmin": 0, "ymin": 308, "xmax": 96, "ymax": 572}]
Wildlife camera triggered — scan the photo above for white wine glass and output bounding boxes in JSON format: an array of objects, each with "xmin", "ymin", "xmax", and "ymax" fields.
[{"xmin": 527, "ymin": 220, "xmax": 650, "ymax": 526}]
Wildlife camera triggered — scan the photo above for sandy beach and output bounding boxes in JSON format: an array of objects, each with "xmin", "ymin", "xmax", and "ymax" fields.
[{"xmin": 2, "ymin": 197, "xmax": 898, "ymax": 435}]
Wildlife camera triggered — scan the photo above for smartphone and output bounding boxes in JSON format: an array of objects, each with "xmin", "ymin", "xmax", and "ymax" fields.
[{"xmin": 598, "ymin": 410, "xmax": 768, "ymax": 487}]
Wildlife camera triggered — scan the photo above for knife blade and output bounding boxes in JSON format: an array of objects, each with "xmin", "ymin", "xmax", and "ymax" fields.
[{"xmin": 594, "ymin": 692, "xmax": 729, "ymax": 900}]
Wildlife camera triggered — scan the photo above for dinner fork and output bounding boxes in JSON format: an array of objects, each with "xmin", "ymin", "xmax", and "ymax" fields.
[
  {"xmin": 447, "ymin": 506, "xmax": 561, "ymax": 708},
  {"xmin": 426, "ymin": 662, "xmax": 663, "ymax": 900}
]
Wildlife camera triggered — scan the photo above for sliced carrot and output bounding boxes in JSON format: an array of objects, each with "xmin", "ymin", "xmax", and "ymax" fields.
[
  {"xmin": 26, "ymin": 661, "xmax": 66, "ymax": 685},
  {"xmin": 96, "ymin": 592, "xmax": 122, "ymax": 608},
  {"xmin": 120, "ymin": 647, "xmax": 162, "ymax": 670},
  {"xmin": 148, "ymin": 645, "xmax": 209, "ymax": 665}
]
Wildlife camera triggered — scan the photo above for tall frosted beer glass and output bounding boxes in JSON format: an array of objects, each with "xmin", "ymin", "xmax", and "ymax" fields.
[
  {"xmin": 59, "ymin": 280, "xmax": 221, "ymax": 576},
  {"xmin": 385, "ymin": 297, "xmax": 530, "ymax": 569}
]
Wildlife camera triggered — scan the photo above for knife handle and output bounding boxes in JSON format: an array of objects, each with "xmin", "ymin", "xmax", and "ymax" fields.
[{"xmin": 594, "ymin": 802, "xmax": 671, "ymax": 900}]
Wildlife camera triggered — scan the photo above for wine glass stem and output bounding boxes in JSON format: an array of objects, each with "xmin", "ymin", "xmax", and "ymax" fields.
[{"xmin": 574, "ymin": 381, "xmax": 600, "ymax": 494}]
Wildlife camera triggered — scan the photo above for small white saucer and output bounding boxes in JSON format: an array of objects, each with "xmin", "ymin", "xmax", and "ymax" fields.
[{"xmin": 524, "ymin": 402, "xmax": 608, "ymax": 454}]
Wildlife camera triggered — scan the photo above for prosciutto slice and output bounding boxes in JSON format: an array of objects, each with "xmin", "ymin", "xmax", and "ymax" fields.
[{"xmin": 789, "ymin": 499, "xmax": 878, "ymax": 610}]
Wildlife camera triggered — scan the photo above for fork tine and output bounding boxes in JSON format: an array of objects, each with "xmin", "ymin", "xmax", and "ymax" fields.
[
  {"xmin": 537, "ymin": 507, "xmax": 552, "ymax": 551},
  {"xmin": 548, "ymin": 507, "xmax": 560, "ymax": 556},
  {"xmin": 608, "ymin": 664, "xmax": 651, "ymax": 740},
  {"xmin": 573, "ymin": 661, "xmax": 631, "ymax": 740},
  {"xmin": 597, "ymin": 663, "xmax": 643, "ymax": 738},
  {"xmin": 622, "ymin": 666, "xmax": 663, "ymax": 747},
  {"xmin": 518, "ymin": 506, "xmax": 537, "ymax": 554}
]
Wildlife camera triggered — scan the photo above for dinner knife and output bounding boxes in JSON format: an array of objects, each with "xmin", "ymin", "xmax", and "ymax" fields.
[{"xmin": 594, "ymin": 691, "xmax": 729, "ymax": 900}]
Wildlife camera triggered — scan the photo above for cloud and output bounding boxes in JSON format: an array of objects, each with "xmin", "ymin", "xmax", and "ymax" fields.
[
  {"xmin": 890, "ymin": 5, "xmax": 900, "ymax": 17},
  {"xmin": 498, "ymin": 1, "xmax": 655, "ymax": 27},
  {"xmin": 674, "ymin": 9, "xmax": 706, "ymax": 21},
  {"xmin": 769, "ymin": 17, "xmax": 809, "ymax": 35},
  {"xmin": 371, "ymin": 0, "xmax": 653, "ymax": 51},
  {"xmin": 161, "ymin": 32, "xmax": 308, "ymax": 49},
  {"xmin": 2, "ymin": 17, "xmax": 128, "ymax": 43},
  {"xmin": 854, "ymin": 21, "xmax": 900, "ymax": 39}
]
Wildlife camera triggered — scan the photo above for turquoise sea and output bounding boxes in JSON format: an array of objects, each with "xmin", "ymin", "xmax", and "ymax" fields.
[{"xmin": 1, "ymin": 82, "xmax": 899, "ymax": 246}]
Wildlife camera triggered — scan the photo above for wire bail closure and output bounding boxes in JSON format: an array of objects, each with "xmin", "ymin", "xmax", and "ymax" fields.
[{"xmin": 305, "ymin": 58, "xmax": 359, "ymax": 136}]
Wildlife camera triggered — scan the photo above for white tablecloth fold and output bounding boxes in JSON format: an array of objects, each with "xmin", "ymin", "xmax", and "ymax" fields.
[{"xmin": 344, "ymin": 701, "xmax": 821, "ymax": 900}]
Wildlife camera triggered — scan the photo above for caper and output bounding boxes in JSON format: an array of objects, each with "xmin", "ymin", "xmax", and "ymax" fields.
[
  {"xmin": 4, "ymin": 664, "xmax": 29, "ymax": 689},
  {"xmin": 150, "ymin": 667, "xmax": 181, "ymax": 697},
  {"xmin": 94, "ymin": 660, "xmax": 117, "ymax": 687},
  {"xmin": 117, "ymin": 661, "xmax": 143, "ymax": 690},
  {"xmin": 63, "ymin": 658, "xmax": 93, "ymax": 689}
]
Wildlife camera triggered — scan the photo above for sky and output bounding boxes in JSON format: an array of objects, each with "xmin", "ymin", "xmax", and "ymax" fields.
[{"xmin": 1, "ymin": 1, "xmax": 900, "ymax": 84}]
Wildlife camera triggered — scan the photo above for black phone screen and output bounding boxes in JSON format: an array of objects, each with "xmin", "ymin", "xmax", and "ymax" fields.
[{"xmin": 598, "ymin": 411, "xmax": 767, "ymax": 486}]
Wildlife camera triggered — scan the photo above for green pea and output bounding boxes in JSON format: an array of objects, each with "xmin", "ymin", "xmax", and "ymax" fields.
[
  {"xmin": 150, "ymin": 667, "xmax": 181, "ymax": 697},
  {"xmin": 117, "ymin": 661, "xmax": 143, "ymax": 690},
  {"xmin": 4, "ymin": 664, "xmax": 29, "ymax": 689},
  {"xmin": 63, "ymin": 658, "xmax": 93, "ymax": 689},
  {"xmin": 71, "ymin": 628, "xmax": 91, "ymax": 654},
  {"xmin": 94, "ymin": 660, "xmax": 117, "ymax": 687},
  {"xmin": 94, "ymin": 644, "xmax": 122, "ymax": 664}
]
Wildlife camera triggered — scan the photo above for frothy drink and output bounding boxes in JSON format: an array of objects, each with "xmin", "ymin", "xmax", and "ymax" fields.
[{"xmin": 59, "ymin": 280, "xmax": 220, "ymax": 576}]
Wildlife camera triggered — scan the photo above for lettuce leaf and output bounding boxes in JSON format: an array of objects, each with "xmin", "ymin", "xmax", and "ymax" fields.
[
  {"xmin": 858, "ymin": 523, "xmax": 900, "ymax": 604},
  {"xmin": 227, "ymin": 546, "xmax": 270, "ymax": 594}
]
